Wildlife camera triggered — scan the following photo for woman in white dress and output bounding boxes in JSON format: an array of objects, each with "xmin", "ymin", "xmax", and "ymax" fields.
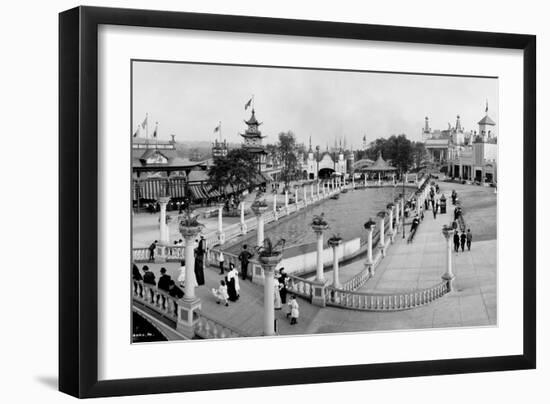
[{"xmin": 177, "ymin": 259, "xmax": 198, "ymax": 289}]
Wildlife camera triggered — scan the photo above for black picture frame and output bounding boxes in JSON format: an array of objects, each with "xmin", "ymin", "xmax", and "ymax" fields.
[{"xmin": 59, "ymin": 6, "xmax": 536, "ymax": 398}]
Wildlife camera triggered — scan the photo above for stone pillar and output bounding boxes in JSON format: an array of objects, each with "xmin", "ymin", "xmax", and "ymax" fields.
[
  {"xmin": 405, "ymin": 173, "xmax": 408, "ymax": 184},
  {"xmin": 284, "ymin": 190, "xmax": 289, "ymax": 210},
  {"xmin": 328, "ymin": 238, "xmax": 342, "ymax": 288},
  {"xmin": 311, "ymin": 183, "xmax": 315, "ymax": 201},
  {"xmin": 378, "ymin": 172, "xmax": 381, "ymax": 186},
  {"xmin": 259, "ymin": 255, "xmax": 282, "ymax": 336},
  {"xmin": 442, "ymin": 227, "xmax": 456, "ymax": 291},
  {"xmin": 303, "ymin": 186, "xmax": 307, "ymax": 206},
  {"xmin": 217, "ymin": 204, "xmax": 225, "ymax": 244},
  {"xmin": 176, "ymin": 225, "xmax": 203, "ymax": 339},
  {"xmin": 272, "ymin": 194, "xmax": 277, "ymax": 219},
  {"xmin": 317, "ymin": 182, "xmax": 320, "ymax": 198},
  {"xmin": 240, "ymin": 202, "xmax": 247, "ymax": 234},
  {"xmin": 311, "ymin": 222, "xmax": 329, "ymax": 307},
  {"xmin": 378, "ymin": 211, "xmax": 386, "ymax": 256},
  {"xmin": 314, "ymin": 228, "xmax": 326, "ymax": 281},
  {"xmin": 295, "ymin": 188, "xmax": 299, "ymax": 205},
  {"xmin": 364, "ymin": 176, "xmax": 367, "ymax": 187},
  {"xmin": 252, "ymin": 204, "xmax": 268, "ymax": 247},
  {"xmin": 157, "ymin": 196, "xmax": 170, "ymax": 245},
  {"xmin": 364, "ymin": 221, "xmax": 376, "ymax": 275}
]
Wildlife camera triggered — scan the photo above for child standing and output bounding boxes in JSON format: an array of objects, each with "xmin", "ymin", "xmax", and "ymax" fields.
[
  {"xmin": 289, "ymin": 296, "xmax": 299, "ymax": 325},
  {"xmin": 212, "ymin": 279, "xmax": 229, "ymax": 306}
]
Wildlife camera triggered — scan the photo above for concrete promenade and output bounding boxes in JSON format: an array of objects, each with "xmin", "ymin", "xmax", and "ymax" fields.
[{"xmin": 135, "ymin": 181, "xmax": 496, "ymax": 337}]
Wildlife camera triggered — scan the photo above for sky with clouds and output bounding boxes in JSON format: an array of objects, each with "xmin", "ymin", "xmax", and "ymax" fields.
[{"xmin": 132, "ymin": 60, "xmax": 498, "ymax": 148}]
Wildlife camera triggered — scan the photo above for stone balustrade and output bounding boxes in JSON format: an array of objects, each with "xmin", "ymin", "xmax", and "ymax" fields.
[
  {"xmin": 340, "ymin": 269, "xmax": 371, "ymax": 291},
  {"xmin": 133, "ymin": 280, "xmax": 179, "ymax": 322},
  {"xmin": 286, "ymin": 275, "xmax": 316, "ymax": 300},
  {"xmin": 132, "ymin": 247, "xmax": 150, "ymax": 262},
  {"xmin": 195, "ymin": 311, "xmax": 249, "ymax": 339},
  {"xmin": 325, "ymin": 280, "xmax": 449, "ymax": 311},
  {"xmin": 133, "ymin": 279, "xmax": 248, "ymax": 339}
]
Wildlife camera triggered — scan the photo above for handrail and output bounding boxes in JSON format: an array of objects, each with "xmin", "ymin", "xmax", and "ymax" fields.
[
  {"xmin": 195, "ymin": 309, "xmax": 250, "ymax": 339},
  {"xmin": 325, "ymin": 279, "xmax": 450, "ymax": 311},
  {"xmin": 132, "ymin": 280, "xmax": 179, "ymax": 322}
]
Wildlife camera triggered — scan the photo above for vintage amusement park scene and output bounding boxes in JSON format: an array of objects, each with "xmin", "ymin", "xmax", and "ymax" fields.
[{"xmin": 131, "ymin": 61, "xmax": 498, "ymax": 342}]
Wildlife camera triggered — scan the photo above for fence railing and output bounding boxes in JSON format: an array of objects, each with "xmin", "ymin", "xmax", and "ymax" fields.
[
  {"xmin": 286, "ymin": 275, "xmax": 316, "ymax": 300},
  {"xmin": 132, "ymin": 280, "xmax": 179, "ymax": 322},
  {"xmin": 195, "ymin": 311, "xmax": 250, "ymax": 339},
  {"xmin": 325, "ymin": 280, "xmax": 450, "ymax": 311},
  {"xmin": 341, "ymin": 268, "xmax": 371, "ymax": 291}
]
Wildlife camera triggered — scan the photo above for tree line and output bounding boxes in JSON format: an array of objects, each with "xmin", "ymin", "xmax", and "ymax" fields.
[{"xmin": 208, "ymin": 132, "xmax": 427, "ymax": 197}]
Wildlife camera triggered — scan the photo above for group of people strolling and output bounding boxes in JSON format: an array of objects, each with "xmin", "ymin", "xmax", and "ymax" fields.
[{"xmin": 453, "ymin": 229, "xmax": 473, "ymax": 252}]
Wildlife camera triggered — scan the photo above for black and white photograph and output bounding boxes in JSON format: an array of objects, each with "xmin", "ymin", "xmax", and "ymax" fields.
[{"xmin": 131, "ymin": 60, "xmax": 498, "ymax": 342}]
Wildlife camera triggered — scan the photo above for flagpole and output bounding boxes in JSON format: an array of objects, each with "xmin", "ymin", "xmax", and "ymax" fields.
[
  {"xmin": 145, "ymin": 112, "xmax": 149, "ymax": 145},
  {"xmin": 219, "ymin": 121, "xmax": 222, "ymax": 142},
  {"xmin": 252, "ymin": 94, "xmax": 255, "ymax": 110},
  {"xmin": 155, "ymin": 122, "xmax": 159, "ymax": 148}
]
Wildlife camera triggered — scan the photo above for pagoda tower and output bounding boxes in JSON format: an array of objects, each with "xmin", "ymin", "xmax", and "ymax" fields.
[{"xmin": 240, "ymin": 109, "xmax": 267, "ymax": 171}]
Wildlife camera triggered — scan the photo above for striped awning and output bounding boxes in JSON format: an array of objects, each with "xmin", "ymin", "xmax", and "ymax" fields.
[
  {"xmin": 188, "ymin": 184, "xmax": 209, "ymax": 200},
  {"xmin": 168, "ymin": 177, "xmax": 186, "ymax": 198},
  {"xmin": 134, "ymin": 178, "xmax": 169, "ymax": 200}
]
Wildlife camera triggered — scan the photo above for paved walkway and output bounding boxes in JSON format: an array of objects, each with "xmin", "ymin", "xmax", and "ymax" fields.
[{"xmin": 134, "ymin": 181, "xmax": 496, "ymax": 337}]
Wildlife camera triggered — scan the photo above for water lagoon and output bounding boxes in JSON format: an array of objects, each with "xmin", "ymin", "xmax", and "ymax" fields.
[{"xmin": 225, "ymin": 186, "xmax": 401, "ymax": 256}]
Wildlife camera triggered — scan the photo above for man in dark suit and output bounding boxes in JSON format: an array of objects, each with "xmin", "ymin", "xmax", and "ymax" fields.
[
  {"xmin": 460, "ymin": 231, "xmax": 467, "ymax": 252},
  {"xmin": 168, "ymin": 280, "xmax": 184, "ymax": 299},
  {"xmin": 238, "ymin": 244, "xmax": 253, "ymax": 281},
  {"xmin": 453, "ymin": 231, "xmax": 460, "ymax": 253},
  {"xmin": 148, "ymin": 240, "xmax": 157, "ymax": 261},
  {"xmin": 142, "ymin": 265, "xmax": 156, "ymax": 286},
  {"xmin": 157, "ymin": 267, "xmax": 171, "ymax": 292}
]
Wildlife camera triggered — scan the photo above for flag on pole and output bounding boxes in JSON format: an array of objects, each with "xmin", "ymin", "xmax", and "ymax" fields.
[
  {"xmin": 213, "ymin": 123, "xmax": 221, "ymax": 133},
  {"xmin": 152, "ymin": 122, "xmax": 158, "ymax": 138},
  {"xmin": 141, "ymin": 116, "xmax": 148, "ymax": 129},
  {"xmin": 244, "ymin": 98, "xmax": 252, "ymax": 110},
  {"xmin": 133, "ymin": 128, "xmax": 139, "ymax": 137}
]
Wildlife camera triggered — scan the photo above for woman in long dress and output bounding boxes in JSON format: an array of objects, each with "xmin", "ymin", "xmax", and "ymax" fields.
[
  {"xmin": 226, "ymin": 263, "xmax": 240, "ymax": 301},
  {"xmin": 194, "ymin": 247, "xmax": 205, "ymax": 286},
  {"xmin": 278, "ymin": 268, "xmax": 288, "ymax": 304}
]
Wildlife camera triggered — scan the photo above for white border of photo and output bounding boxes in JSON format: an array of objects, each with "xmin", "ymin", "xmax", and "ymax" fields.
[{"xmin": 97, "ymin": 24, "xmax": 523, "ymax": 381}]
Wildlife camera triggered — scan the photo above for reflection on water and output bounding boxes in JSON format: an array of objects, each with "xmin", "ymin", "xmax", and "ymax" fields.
[{"xmin": 227, "ymin": 187, "xmax": 399, "ymax": 254}]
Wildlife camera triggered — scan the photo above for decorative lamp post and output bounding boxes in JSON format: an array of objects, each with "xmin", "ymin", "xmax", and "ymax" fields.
[
  {"xmin": 363, "ymin": 218, "xmax": 376, "ymax": 274},
  {"xmin": 327, "ymin": 234, "xmax": 343, "ymax": 288},
  {"xmin": 310, "ymin": 214, "xmax": 330, "ymax": 306},
  {"xmin": 256, "ymin": 238, "xmax": 285, "ymax": 336},
  {"xmin": 441, "ymin": 225, "xmax": 456, "ymax": 291},
  {"xmin": 176, "ymin": 209, "xmax": 204, "ymax": 339}
]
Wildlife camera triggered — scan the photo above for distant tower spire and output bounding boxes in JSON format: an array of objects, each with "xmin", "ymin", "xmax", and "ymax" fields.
[
  {"xmin": 424, "ymin": 116, "xmax": 430, "ymax": 132},
  {"xmin": 309, "ymin": 135, "xmax": 312, "ymax": 151},
  {"xmin": 455, "ymin": 115, "xmax": 462, "ymax": 132}
]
